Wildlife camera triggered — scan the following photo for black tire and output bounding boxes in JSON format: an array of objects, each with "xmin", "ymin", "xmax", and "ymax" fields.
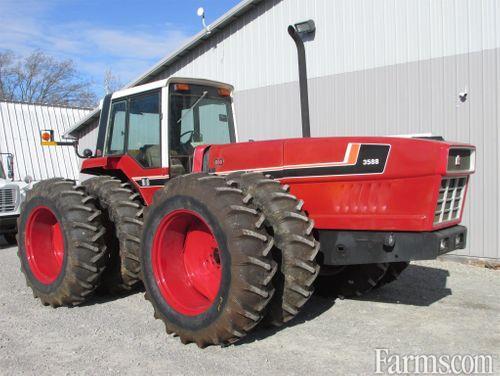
[
  {"xmin": 227, "ymin": 172, "xmax": 320, "ymax": 326},
  {"xmin": 374, "ymin": 262, "xmax": 410, "ymax": 289},
  {"xmin": 141, "ymin": 173, "xmax": 277, "ymax": 347},
  {"xmin": 82, "ymin": 176, "xmax": 144, "ymax": 294},
  {"xmin": 4, "ymin": 233, "xmax": 17, "ymax": 245},
  {"xmin": 17, "ymin": 178, "xmax": 107, "ymax": 307},
  {"xmin": 316, "ymin": 263, "xmax": 388, "ymax": 299}
]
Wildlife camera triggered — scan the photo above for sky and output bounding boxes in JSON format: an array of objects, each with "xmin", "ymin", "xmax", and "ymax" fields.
[{"xmin": 0, "ymin": 0, "xmax": 241, "ymax": 97}]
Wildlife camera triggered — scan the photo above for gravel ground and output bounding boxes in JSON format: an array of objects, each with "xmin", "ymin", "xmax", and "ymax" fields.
[{"xmin": 0, "ymin": 239, "xmax": 498, "ymax": 375}]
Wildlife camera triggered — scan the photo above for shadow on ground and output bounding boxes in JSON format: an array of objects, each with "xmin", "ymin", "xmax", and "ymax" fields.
[
  {"xmin": 237, "ymin": 263, "xmax": 451, "ymax": 345},
  {"xmin": 235, "ymin": 295, "xmax": 337, "ymax": 346},
  {"xmin": 0, "ymin": 236, "xmax": 16, "ymax": 249},
  {"xmin": 78, "ymin": 284, "xmax": 146, "ymax": 307},
  {"xmin": 4, "ymin": 234, "xmax": 452, "ymax": 343},
  {"xmin": 358, "ymin": 264, "xmax": 451, "ymax": 306}
]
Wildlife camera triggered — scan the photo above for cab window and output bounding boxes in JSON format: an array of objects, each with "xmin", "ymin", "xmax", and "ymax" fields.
[
  {"xmin": 127, "ymin": 92, "xmax": 161, "ymax": 168},
  {"xmin": 106, "ymin": 100, "xmax": 126, "ymax": 155},
  {"xmin": 198, "ymin": 102, "xmax": 232, "ymax": 144},
  {"xmin": 169, "ymin": 84, "xmax": 235, "ymax": 175}
]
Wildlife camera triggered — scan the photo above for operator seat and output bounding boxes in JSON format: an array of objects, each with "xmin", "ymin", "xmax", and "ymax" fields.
[
  {"xmin": 142, "ymin": 145, "xmax": 187, "ymax": 176},
  {"xmin": 169, "ymin": 150, "xmax": 187, "ymax": 176},
  {"xmin": 143, "ymin": 145, "xmax": 161, "ymax": 168}
]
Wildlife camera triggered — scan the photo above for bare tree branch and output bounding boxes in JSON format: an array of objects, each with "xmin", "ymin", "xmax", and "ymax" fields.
[
  {"xmin": 0, "ymin": 51, "xmax": 16, "ymax": 101},
  {"xmin": 0, "ymin": 50, "xmax": 97, "ymax": 107},
  {"xmin": 103, "ymin": 69, "xmax": 123, "ymax": 94}
]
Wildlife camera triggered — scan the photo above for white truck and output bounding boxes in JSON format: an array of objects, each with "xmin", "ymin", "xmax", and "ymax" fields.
[{"xmin": 0, "ymin": 153, "xmax": 32, "ymax": 245}]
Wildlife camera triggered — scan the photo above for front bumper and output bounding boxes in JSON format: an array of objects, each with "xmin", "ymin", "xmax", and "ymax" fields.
[
  {"xmin": 0, "ymin": 214, "xmax": 18, "ymax": 234},
  {"xmin": 319, "ymin": 225, "xmax": 467, "ymax": 266}
]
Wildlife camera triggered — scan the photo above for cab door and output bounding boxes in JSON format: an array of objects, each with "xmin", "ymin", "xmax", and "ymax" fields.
[{"xmin": 105, "ymin": 90, "xmax": 162, "ymax": 169}]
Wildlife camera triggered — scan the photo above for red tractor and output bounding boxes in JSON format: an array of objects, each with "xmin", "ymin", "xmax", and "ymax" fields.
[{"xmin": 17, "ymin": 22, "xmax": 475, "ymax": 348}]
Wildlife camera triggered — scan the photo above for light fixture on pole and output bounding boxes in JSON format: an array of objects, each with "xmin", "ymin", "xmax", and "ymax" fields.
[{"xmin": 197, "ymin": 7, "xmax": 211, "ymax": 35}]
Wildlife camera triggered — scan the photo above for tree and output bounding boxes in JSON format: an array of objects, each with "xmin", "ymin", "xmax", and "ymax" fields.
[
  {"xmin": 0, "ymin": 50, "xmax": 97, "ymax": 107},
  {"xmin": 103, "ymin": 69, "xmax": 123, "ymax": 94}
]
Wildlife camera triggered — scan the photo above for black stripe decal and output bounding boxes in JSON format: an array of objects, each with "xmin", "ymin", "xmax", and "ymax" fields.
[
  {"xmin": 135, "ymin": 178, "xmax": 169, "ymax": 186},
  {"xmin": 265, "ymin": 144, "xmax": 390, "ymax": 178}
]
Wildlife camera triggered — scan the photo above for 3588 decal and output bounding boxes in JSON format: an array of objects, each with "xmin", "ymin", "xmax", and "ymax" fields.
[{"xmin": 362, "ymin": 158, "xmax": 380, "ymax": 165}]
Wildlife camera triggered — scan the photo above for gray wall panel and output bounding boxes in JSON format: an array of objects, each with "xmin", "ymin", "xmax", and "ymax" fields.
[{"xmin": 234, "ymin": 81, "xmax": 302, "ymax": 142}]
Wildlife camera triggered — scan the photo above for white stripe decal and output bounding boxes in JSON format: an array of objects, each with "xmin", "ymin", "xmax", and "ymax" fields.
[
  {"xmin": 216, "ymin": 142, "xmax": 364, "ymax": 175},
  {"xmin": 132, "ymin": 174, "xmax": 170, "ymax": 180}
]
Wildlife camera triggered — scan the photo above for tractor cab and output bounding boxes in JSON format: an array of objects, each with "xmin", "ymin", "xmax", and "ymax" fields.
[
  {"xmin": 87, "ymin": 78, "xmax": 236, "ymax": 180},
  {"xmin": 39, "ymin": 77, "xmax": 237, "ymax": 204}
]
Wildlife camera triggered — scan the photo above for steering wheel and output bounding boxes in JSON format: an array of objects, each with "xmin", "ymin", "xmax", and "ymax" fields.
[
  {"xmin": 179, "ymin": 130, "xmax": 195, "ymax": 155},
  {"xmin": 180, "ymin": 130, "xmax": 195, "ymax": 143}
]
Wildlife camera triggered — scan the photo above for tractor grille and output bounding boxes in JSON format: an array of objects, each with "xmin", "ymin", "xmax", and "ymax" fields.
[
  {"xmin": 0, "ymin": 187, "xmax": 17, "ymax": 213},
  {"xmin": 434, "ymin": 177, "xmax": 467, "ymax": 225}
]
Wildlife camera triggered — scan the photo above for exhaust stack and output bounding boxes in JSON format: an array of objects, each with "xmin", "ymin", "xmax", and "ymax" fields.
[{"xmin": 288, "ymin": 20, "xmax": 315, "ymax": 138}]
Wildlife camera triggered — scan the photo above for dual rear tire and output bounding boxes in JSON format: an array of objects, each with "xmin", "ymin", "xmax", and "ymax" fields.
[
  {"xmin": 17, "ymin": 179, "xmax": 108, "ymax": 306},
  {"xmin": 17, "ymin": 176, "xmax": 145, "ymax": 306},
  {"xmin": 226, "ymin": 172, "xmax": 319, "ymax": 326},
  {"xmin": 81, "ymin": 176, "xmax": 143, "ymax": 294},
  {"xmin": 141, "ymin": 173, "xmax": 277, "ymax": 347}
]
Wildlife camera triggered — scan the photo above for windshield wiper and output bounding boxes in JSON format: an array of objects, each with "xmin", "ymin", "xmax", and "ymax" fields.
[{"xmin": 177, "ymin": 91, "xmax": 208, "ymax": 124}]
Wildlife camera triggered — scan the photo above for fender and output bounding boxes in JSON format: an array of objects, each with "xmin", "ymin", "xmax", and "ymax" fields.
[
  {"xmin": 81, "ymin": 155, "xmax": 168, "ymax": 204},
  {"xmin": 192, "ymin": 145, "xmax": 211, "ymax": 173}
]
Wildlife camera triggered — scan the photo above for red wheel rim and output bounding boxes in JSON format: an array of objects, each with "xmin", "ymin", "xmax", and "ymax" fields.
[
  {"xmin": 25, "ymin": 206, "xmax": 65, "ymax": 284},
  {"xmin": 152, "ymin": 209, "xmax": 222, "ymax": 316}
]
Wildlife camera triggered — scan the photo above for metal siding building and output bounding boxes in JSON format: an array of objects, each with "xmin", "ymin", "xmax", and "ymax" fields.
[
  {"xmin": 68, "ymin": 0, "xmax": 499, "ymax": 262},
  {"xmin": 0, "ymin": 101, "xmax": 90, "ymax": 181}
]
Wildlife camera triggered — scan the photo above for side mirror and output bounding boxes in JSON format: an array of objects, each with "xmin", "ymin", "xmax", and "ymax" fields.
[
  {"xmin": 24, "ymin": 175, "xmax": 33, "ymax": 184},
  {"xmin": 6, "ymin": 155, "xmax": 14, "ymax": 180},
  {"xmin": 83, "ymin": 149, "xmax": 93, "ymax": 158}
]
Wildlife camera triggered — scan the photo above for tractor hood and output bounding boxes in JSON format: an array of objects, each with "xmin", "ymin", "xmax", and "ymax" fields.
[
  {"xmin": 0, "ymin": 176, "xmax": 29, "ymax": 190},
  {"xmin": 202, "ymin": 137, "xmax": 475, "ymax": 181},
  {"xmin": 0, "ymin": 178, "xmax": 21, "ymax": 189}
]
